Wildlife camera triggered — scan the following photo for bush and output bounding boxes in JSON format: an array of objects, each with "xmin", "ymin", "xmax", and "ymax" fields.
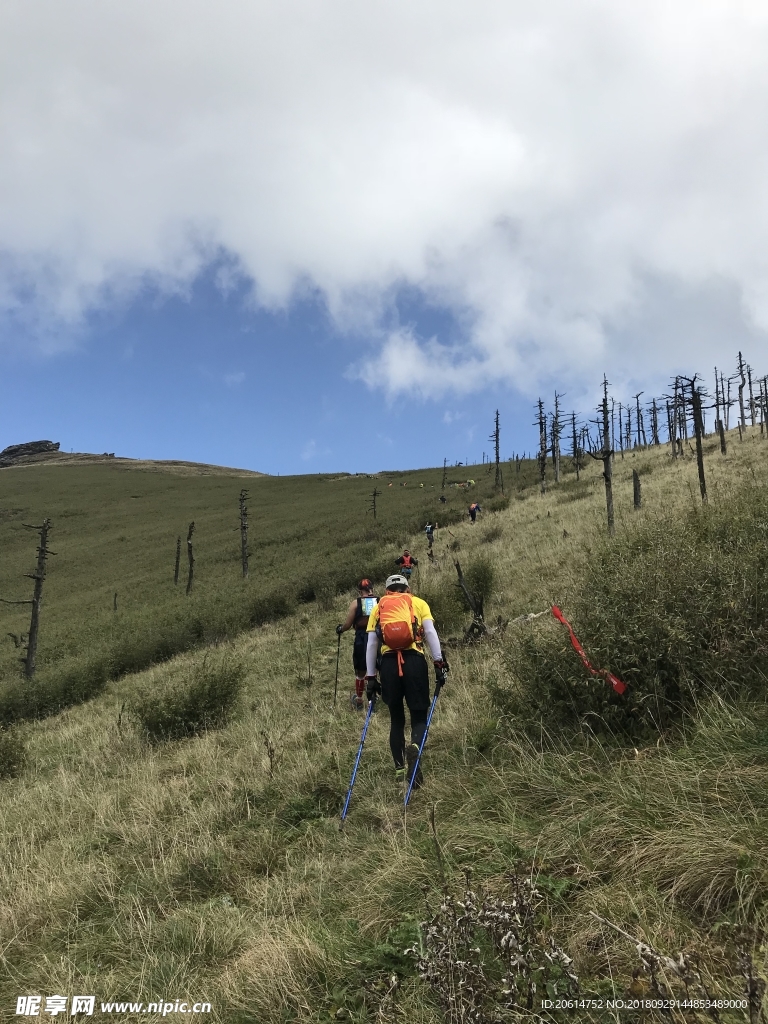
[
  {"xmin": 481, "ymin": 524, "xmax": 504, "ymax": 544},
  {"xmin": 131, "ymin": 654, "xmax": 246, "ymax": 742},
  {"xmin": 462, "ymin": 557, "xmax": 495, "ymax": 610},
  {"xmin": 486, "ymin": 494, "xmax": 510, "ymax": 513},
  {"xmin": 418, "ymin": 578, "xmax": 465, "ymax": 635},
  {"xmin": 495, "ymin": 481, "xmax": 768, "ymax": 738},
  {"xmin": 0, "ymin": 729, "xmax": 26, "ymax": 778}
]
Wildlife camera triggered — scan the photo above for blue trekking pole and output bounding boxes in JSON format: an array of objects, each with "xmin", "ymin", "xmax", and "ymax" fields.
[
  {"xmin": 339, "ymin": 695, "xmax": 377, "ymax": 828},
  {"xmin": 404, "ymin": 669, "xmax": 446, "ymax": 808}
]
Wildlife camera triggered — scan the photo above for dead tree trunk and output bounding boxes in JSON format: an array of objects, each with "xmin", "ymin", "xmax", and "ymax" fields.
[
  {"xmin": 24, "ymin": 519, "xmax": 53, "ymax": 679},
  {"xmin": 748, "ymin": 365, "xmax": 756, "ymax": 426},
  {"xmin": 690, "ymin": 381, "xmax": 708, "ymax": 503},
  {"xmin": 186, "ymin": 521, "xmax": 196, "ymax": 595},
  {"xmin": 724, "ymin": 374, "xmax": 731, "ymax": 431},
  {"xmin": 571, "ymin": 411, "xmax": 581, "ymax": 480},
  {"xmin": 536, "ymin": 399, "xmax": 547, "ymax": 494},
  {"xmin": 618, "ymin": 403, "xmax": 624, "ymax": 459},
  {"xmin": 174, "ymin": 536, "xmax": 181, "ymax": 585},
  {"xmin": 719, "ymin": 418, "xmax": 727, "ymax": 455},
  {"xmin": 714, "ymin": 367, "xmax": 721, "ymax": 434},
  {"xmin": 239, "ymin": 489, "xmax": 249, "ymax": 578},
  {"xmin": 650, "ymin": 399, "xmax": 660, "ymax": 446},
  {"xmin": 552, "ymin": 393, "xmax": 562, "ymax": 483},
  {"xmin": 490, "ymin": 410, "xmax": 502, "ymax": 491},
  {"xmin": 454, "ymin": 560, "xmax": 486, "ymax": 638},
  {"xmin": 625, "ymin": 404, "xmax": 632, "ymax": 451},
  {"xmin": 587, "ymin": 378, "xmax": 615, "ymax": 538},
  {"xmin": 738, "ymin": 351, "xmax": 747, "ymax": 434},
  {"xmin": 441, "ymin": 458, "xmax": 447, "ymax": 490},
  {"xmin": 632, "ymin": 469, "xmax": 641, "ymax": 509},
  {"xmin": 367, "ymin": 487, "xmax": 381, "ymax": 519},
  {"xmin": 634, "ymin": 392, "xmax": 645, "ymax": 447}
]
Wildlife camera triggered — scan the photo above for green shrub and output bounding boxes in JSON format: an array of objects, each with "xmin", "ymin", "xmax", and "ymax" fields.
[
  {"xmin": 495, "ymin": 481, "xmax": 768, "ymax": 738},
  {"xmin": 131, "ymin": 654, "xmax": 246, "ymax": 742},
  {"xmin": 462, "ymin": 557, "xmax": 495, "ymax": 610},
  {"xmin": 418, "ymin": 578, "xmax": 465, "ymax": 635},
  {"xmin": 0, "ymin": 729, "xmax": 26, "ymax": 778},
  {"xmin": 481, "ymin": 523, "xmax": 504, "ymax": 544},
  {"xmin": 487, "ymin": 494, "xmax": 510, "ymax": 513}
]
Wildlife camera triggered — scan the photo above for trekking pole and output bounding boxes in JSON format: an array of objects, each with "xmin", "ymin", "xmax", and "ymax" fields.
[
  {"xmin": 404, "ymin": 682, "xmax": 443, "ymax": 809},
  {"xmin": 333, "ymin": 632, "xmax": 341, "ymax": 707},
  {"xmin": 339, "ymin": 695, "xmax": 377, "ymax": 828}
]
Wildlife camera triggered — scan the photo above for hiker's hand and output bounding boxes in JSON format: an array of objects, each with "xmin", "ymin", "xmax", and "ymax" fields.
[
  {"xmin": 365, "ymin": 676, "xmax": 381, "ymax": 701},
  {"xmin": 434, "ymin": 659, "xmax": 449, "ymax": 688},
  {"xmin": 335, "ymin": 624, "xmax": 344, "ymax": 636}
]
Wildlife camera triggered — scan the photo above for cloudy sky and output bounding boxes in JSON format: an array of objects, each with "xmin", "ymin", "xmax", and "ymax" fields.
[{"xmin": 1, "ymin": 0, "xmax": 767, "ymax": 472}]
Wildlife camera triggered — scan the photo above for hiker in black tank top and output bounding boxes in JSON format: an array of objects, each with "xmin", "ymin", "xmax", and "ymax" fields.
[{"xmin": 335, "ymin": 579, "xmax": 379, "ymax": 710}]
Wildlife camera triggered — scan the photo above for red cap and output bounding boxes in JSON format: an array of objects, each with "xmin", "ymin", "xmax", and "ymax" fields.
[{"xmin": 358, "ymin": 579, "xmax": 372, "ymax": 590}]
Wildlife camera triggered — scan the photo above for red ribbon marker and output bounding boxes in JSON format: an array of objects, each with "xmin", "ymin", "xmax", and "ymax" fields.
[{"xmin": 551, "ymin": 606, "xmax": 627, "ymax": 695}]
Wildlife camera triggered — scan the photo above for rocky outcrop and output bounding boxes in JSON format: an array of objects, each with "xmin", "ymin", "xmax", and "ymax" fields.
[{"xmin": 0, "ymin": 441, "xmax": 60, "ymax": 466}]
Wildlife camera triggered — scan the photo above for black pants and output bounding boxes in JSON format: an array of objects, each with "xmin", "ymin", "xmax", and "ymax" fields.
[{"xmin": 380, "ymin": 650, "xmax": 430, "ymax": 769}]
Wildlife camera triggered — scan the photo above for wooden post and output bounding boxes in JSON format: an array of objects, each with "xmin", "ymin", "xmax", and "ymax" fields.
[
  {"xmin": 174, "ymin": 536, "xmax": 181, "ymax": 585},
  {"xmin": 24, "ymin": 519, "xmax": 53, "ymax": 679},
  {"xmin": 239, "ymin": 489, "xmax": 249, "ymax": 578},
  {"xmin": 632, "ymin": 469, "xmax": 641, "ymax": 509},
  {"xmin": 186, "ymin": 521, "xmax": 195, "ymax": 595},
  {"xmin": 113, "ymin": 592, "xmax": 118, "ymax": 612}
]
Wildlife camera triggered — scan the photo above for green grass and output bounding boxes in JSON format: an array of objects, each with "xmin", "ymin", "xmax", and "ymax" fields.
[{"xmin": 1, "ymin": 432, "xmax": 768, "ymax": 1021}]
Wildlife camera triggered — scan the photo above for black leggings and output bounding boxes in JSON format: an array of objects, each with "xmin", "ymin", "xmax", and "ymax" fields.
[{"xmin": 380, "ymin": 650, "xmax": 431, "ymax": 769}]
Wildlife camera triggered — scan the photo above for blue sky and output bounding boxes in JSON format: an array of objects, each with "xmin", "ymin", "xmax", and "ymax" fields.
[
  {"xmin": 2, "ymin": 1, "xmax": 768, "ymax": 473},
  {"xmin": 0, "ymin": 268, "xmax": 540, "ymax": 474}
]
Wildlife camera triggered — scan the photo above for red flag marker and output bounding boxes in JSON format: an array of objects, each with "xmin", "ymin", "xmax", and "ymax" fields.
[{"xmin": 551, "ymin": 606, "xmax": 627, "ymax": 695}]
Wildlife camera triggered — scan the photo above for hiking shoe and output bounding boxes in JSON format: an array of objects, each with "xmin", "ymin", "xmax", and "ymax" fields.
[
  {"xmin": 349, "ymin": 694, "xmax": 364, "ymax": 711},
  {"xmin": 394, "ymin": 766, "xmax": 406, "ymax": 784},
  {"xmin": 405, "ymin": 743, "xmax": 424, "ymax": 790}
]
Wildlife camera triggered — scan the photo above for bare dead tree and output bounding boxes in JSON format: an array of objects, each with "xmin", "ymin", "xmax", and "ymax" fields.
[
  {"xmin": 724, "ymin": 372, "xmax": 731, "ymax": 431},
  {"xmin": 719, "ymin": 417, "xmax": 728, "ymax": 456},
  {"xmin": 0, "ymin": 520, "xmax": 55, "ymax": 679},
  {"xmin": 738, "ymin": 351, "xmax": 747, "ymax": 433},
  {"xmin": 650, "ymin": 398, "xmax": 660, "ymax": 446},
  {"xmin": 551, "ymin": 393, "xmax": 563, "ymax": 483},
  {"xmin": 618, "ymin": 402, "xmax": 624, "ymax": 459},
  {"xmin": 634, "ymin": 392, "xmax": 646, "ymax": 447},
  {"xmin": 714, "ymin": 367, "xmax": 721, "ymax": 433},
  {"xmin": 633, "ymin": 469, "xmax": 642, "ymax": 510},
  {"xmin": 536, "ymin": 399, "xmax": 547, "ymax": 494},
  {"xmin": 748, "ymin": 365, "xmax": 756, "ymax": 426},
  {"xmin": 239, "ymin": 489, "xmax": 249, "ymax": 578},
  {"xmin": 441, "ymin": 457, "xmax": 448, "ymax": 491},
  {"xmin": 174, "ymin": 535, "xmax": 181, "ymax": 585},
  {"xmin": 689, "ymin": 378, "xmax": 708, "ymax": 503},
  {"xmin": 186, "ymin": 521, "xmax": 196, "ymax": 595},
  {"xmin": 587, "ymin": 377, "xmax": 615, "ymax": 537},
  {"xmin": 570, "ymin": 411, "xmax": 582, "ymax": 480},
  {"xmin": 489, "ymin": 409, "xmax": 503, "ymax": 491},
  {"xmin": 625, "ymin": 403, "xmax": 633, "ymax": 451},
  {"xmin": 367, "ymin": 487, "xmax": 381, "ymax": 519}
]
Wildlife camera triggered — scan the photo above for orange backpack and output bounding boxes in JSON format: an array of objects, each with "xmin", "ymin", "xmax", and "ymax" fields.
[{"xmin": 376, "ymin": 593, "xmax": 420, "ymax": 674}]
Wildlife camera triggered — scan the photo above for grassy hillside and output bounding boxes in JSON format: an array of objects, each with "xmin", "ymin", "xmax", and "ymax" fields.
[
  {"xmin": 0, "ymin": 460, "xmax": 514, "ymax": 721},
  {"xmin": 1, "ymin": 433, "xmax": 768, "ymax": 1021}
]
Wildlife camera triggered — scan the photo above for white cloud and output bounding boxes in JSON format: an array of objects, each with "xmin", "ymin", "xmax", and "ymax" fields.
[{"xmin": 2, "ymin": 0, "xmax": 768, "ymax": 397}]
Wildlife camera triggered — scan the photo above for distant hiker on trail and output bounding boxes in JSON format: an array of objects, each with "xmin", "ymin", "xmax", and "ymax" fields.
[
  {"xmin": 395, "ymin": 550, "xmax": 418, "ymax": 579},
  {"xmin": 365, "ymin": 574, "xmax": 448, "ymax": 789},
  {"xmin": 336, "ymin": 580, "xmax": 379, "ymax": 711},
  {"xmin": 468, "ymin": 502, "xmax": 482, "ymax": 524},
  {"xmin": 424, "ymin": 523, "xmax": 436, "ymax": 550}
]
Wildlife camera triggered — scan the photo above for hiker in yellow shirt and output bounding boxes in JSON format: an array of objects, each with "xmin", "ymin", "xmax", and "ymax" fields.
[{"xmin": 365, "ymin": 574, "xmax": 448, "ymax": 789}]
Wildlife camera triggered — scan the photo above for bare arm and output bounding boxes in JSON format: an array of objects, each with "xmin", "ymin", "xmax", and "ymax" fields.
[{"xmin": 339, "ymin": 599, "xmax": 358, "ymax": 632}]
